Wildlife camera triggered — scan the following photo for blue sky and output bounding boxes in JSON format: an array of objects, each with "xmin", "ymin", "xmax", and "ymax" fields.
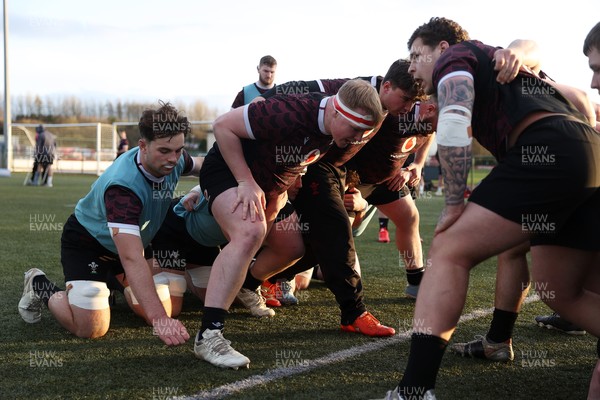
[{"xmin": 4, "ymin": 0, "xmax": 599, "ymax": 116}]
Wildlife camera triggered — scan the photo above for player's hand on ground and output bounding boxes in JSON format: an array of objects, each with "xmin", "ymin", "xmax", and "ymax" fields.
[
  {"xmin": 152, "ymin": 316, "xmax": 190, "ymax": 346},
  {"xmin": 235, "ymin": 180, "xmax": 266, "ymax": 222},
  {"xmin": 434, "ymin": 203, "xmax": 465, "ymax": 235}
]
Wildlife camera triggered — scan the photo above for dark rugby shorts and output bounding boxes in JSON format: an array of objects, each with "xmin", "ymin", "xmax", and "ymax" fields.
[
  {"xmin": 199, "ymin": 153, "xmax": 239, "ymax": 214},
  {"xmin": 143, "ymin": 200, "xmax": 221, "ymax": 270},
  {"xmin": 468, "ymin": 116, "xmax": 600, "ymax": 250},
  {"xmin": 61, "ymin": 214, "xmax": 124, "ymax": 282},
  {"xmin": 357, "ymin": 182, "xmax": 411, "ymax": 205}
]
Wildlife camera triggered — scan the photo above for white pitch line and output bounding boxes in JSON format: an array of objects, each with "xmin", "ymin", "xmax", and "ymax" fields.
[{"xmin": 177, "ymin": 295, "xmax": 540, "ymax": 400}]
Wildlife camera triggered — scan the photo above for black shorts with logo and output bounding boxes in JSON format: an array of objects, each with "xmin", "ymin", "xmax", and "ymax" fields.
[{"xmin": 61, "ymin": 214, "xmax": 123, "ymax": 282}]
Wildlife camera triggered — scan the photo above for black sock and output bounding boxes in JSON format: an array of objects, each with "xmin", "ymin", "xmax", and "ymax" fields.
[
  {"xmin": 379, "ymin": 218, "xmax": 388, "ymax": 229},
  {"xmin": 32, "ymin": 275, "xmax": 61, "ymax": 307},
  {"xmin": 406, "ymin": 267, "xmax": 425, "ymax": 286},
  {"xmin": 398, "ymin": 333, "xmax": 448, "ymax": 394},
  {"xmin": 241, "ymin": 269, "xmax": 262, "ymax": 291},
  {"xmin": 487, "ymin": 308, "xmax": 518, "ymax": 343},
  {"xmin": 200, "ymin": 307, "xmax": 227, "ymax": 335},
  {"xmin": 596, "ymin": 338, "xmax": 600, "ymax": 358}
]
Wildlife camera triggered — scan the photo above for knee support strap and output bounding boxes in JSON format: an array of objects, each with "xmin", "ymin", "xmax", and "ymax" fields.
[
  {"xmin": 185, "ymin": 266, "xmax": 212, "ymax": 288},
  {"xmin": 154, "ymin": 271, "xmax": 187, "ymax": 297},
  {"xmin": 67, "ymin": 280, "xmax": 110, "ymax": 310},
  {"xmin": 124, "ymin": 275, "xmax": 170, "ymax": 305}
]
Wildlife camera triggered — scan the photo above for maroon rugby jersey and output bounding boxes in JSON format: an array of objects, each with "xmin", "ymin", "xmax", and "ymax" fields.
[
  {"xmin": 258, "ymin": 76, "xmax": 383, "ymax": 166},
  {"xmin": 216, "ymin": 93, "xmax": 335, "ymax": 196},
  {"xmin": 348, "ymin": 103, "xmax": 433, "ymax": 185},
  {"xmin": 433, "ymin": 40, "xmax": 583, "ymax": 160}
]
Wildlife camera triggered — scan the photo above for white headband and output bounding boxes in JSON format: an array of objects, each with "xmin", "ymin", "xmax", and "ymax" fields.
[{"xmin": 332, "ymin": 95, "xmax": 375, "ymax": 130}]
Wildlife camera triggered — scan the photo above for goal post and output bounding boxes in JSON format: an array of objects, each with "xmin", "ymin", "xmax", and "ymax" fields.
[
  {"xmin": 111, "ymin": 120, "xmax": 215, "ymax": 158},
  {"xmin": 11, "ymin": 123, "xmax": 113, "ymax": 175},
  {"xmin": 10, "ymin": 120, "xmax": 215, "ymax": 176}
]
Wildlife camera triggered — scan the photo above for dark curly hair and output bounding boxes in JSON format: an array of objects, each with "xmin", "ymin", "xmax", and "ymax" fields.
[
  {"xmin": 407, "ymin": 17, "xmax": 470, "ymax": 50},
  {"xmin": 138, "ymin": 100, "xmax": 191, "ymax": 141},
  {"xmin": 346, "ymin": 169, "xmax": 361, "ymax": 189},
  {"xmin": 583, "ymin": 21, "xmax": 600, "ymax": 56},
  {"xmin": 383, "ymin": 59, "xmax": 426, "ymax": 101}
]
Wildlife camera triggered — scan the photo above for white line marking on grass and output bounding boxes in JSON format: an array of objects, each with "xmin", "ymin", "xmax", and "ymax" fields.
[{"xmin": 179, "ymin": 295, "xmax": 540, "ymax": 400}]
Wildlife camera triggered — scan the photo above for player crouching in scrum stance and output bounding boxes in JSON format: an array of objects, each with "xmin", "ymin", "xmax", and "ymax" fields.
[
  {"xmin": 193, "ymin": 79, "xmax": 385, "ymax": 369},
  {"xmin": 18, "ymin": 101, "xmax": 203, "ymax": 346}
]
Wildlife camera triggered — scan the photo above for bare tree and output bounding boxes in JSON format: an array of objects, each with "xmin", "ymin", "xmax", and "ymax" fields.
[
  {"xmin": 105, "ymin": 100, "xmax": 115, "ymax": 119},
  {"xmin": 13, "ymin": 95, "xmax": 25, "ymax": 117},
  {"xmin": 10, "ymin": 94, "xmax": 216, "ymax": 125},
  {"xmin": 33, "ymin": 95, "xmax": 43, "ymax": 117},
  {"xmin": 45, "ymin": 96, "xmax": 56, "ymax": 116},
  {"xmin": 116, "ymin": 101, "xmax": 123, "ymax": 120},
  {"xmin": 61, "ymin": 96, "xmax": 83, "ymax": 118},
  {"xmin": 25, "ymin": 93, "xmax": 33, "ymax": 117}
]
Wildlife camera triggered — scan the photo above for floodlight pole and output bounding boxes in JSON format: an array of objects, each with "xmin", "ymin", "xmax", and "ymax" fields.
[{"xmin": 2, "ymin": 0, "xmax": 11, "ymax": 174}]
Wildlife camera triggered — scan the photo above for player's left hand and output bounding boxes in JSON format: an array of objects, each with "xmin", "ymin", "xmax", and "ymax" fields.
[
  {"xmin": 386, "ymin": 169, "xmax": 411, "ymax": 192},
  {"xmin": 405, "ymin": 163, "xmax": 422, "ymax": 188},
  {"xmin": 235, "ymin": 180, "xmax": 266, "ymax": 222},
  {"xmin": 493, "ymin": 48, "xmax": 533, "ymax": 84},
  {"xmin": 152, "ymin": 317, "xmax": 190, "ymax": 346}
]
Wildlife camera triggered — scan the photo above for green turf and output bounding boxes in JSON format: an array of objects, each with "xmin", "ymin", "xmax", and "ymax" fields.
[{"xmin": 0, "ymin": 173, "xmax": 596, "ymax": 399}]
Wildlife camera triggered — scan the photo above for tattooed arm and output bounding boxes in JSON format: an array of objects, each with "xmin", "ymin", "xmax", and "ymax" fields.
[{"xmin": 435, "ymin": 74, "xmax": 474, "ymax": 234}]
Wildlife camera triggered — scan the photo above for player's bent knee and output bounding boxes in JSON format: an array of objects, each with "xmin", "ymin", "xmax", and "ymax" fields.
[
  {"xmin": 152, "ymin": 273, "xmax": 172, "ymax": 301},
  {"xmin": 237, "ymin": 223, "xmax": 267, "ymax": 245},
  {"xmin": 67, "ymin": 280, "xmax": 111, "ymax": 310},
  {"xmin": 124, "ymin": 277, "xmax": 171, "ymax": 305},
  {"xmin": 186, "ymin": 266, "xmax": 211, "ymax": 289},
  {"xmin": 74, "ymin": 321, "xmax": 109, "ymax": 339},
  {"xmin": 155, "ymin": 271, "xmax": 186, "ymax": 297},
  {"xmin": 66, "ymin": 281, "xmax": 111, "ymax": 338}
]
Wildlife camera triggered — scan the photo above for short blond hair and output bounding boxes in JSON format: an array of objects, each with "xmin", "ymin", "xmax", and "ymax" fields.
[{"xmin": 337, "ymin": 79, "xmax": 386, "ymax": 128}]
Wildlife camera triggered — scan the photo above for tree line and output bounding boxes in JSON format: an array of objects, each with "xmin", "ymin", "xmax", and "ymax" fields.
[{"xmin": 0, "ymin": 94, "xmax": 218, "ymax": 124}]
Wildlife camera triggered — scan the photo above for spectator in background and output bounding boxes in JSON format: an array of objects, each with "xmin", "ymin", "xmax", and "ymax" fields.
[
  {"xmin": 26, "ymin": 125, "xmax": 56, "ymax": 187},
  {"xmin": 231, "ymin": 55, "xmax": 277, "ymax": 109},
  {"xmin": 25, "ymin": 125, "xmax": 45, "ymax": 186},
  {"xmin": 38, "ymin": 128, "xmax": 57, "ymax": 187},
  {"xmin": 116, "ymin": 130, "xmax": 129, "ymax": 159}
]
